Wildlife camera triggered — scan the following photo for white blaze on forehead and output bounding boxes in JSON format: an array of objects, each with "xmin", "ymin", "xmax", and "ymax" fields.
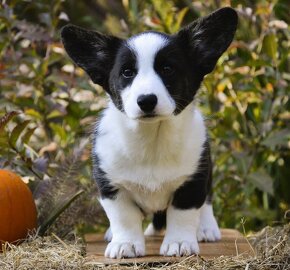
[
  {"xmin": 122, "ymin": 32, "xmax": 175, "ymax": 119},
  {"xmin": 127, "ymin": 33, "xmax": 168, "ymax": 69}
]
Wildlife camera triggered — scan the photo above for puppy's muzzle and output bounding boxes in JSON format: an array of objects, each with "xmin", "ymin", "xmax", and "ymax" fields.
[{"xmin": 137, "ymin": 94, "xmax": 157, "ymax": 114}]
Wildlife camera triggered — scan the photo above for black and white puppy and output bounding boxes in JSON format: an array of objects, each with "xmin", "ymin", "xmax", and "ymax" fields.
[{"xmin": 61, "ymin": 7, "xmax": 238, "ymax": 258}]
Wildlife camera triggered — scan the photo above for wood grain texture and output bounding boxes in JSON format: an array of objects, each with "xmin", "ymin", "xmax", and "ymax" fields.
[{"xmin": 85, "ymin": 229, "xmax": 254, "ymax": 265}]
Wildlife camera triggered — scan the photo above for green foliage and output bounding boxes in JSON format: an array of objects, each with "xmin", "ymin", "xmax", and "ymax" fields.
[
  {"xmin": 0, "ymin": 0, "xmax": 289, "ymax": 235},
  {"xmin": 0, "ymin": 0, "xmax": 103, "ymax": 235},
  {"xmin": 199, "ymin": 1, "xmax": 290, "ymax": 229}
]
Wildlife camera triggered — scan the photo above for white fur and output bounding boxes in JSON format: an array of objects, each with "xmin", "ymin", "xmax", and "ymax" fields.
[
  {"xmin": 122, "ymin": 33, "xmax": 175, "ymax": 119},
  {"xmin": 160, "ymin": 206, "xmax": 200, "ymax": 256},
  {"xmin": 197, "ymin": 203, "xmax": 221, "ymax": 242},
  {"xmin": 144, "ymin": 223, "xmax": 164, "ymax": 236},
  {"xmin": 100, "ymin": 191, "xmax": 145, "ymax": 258},
  {"xmin": 95, "ymin": 102, "xmax": 206, "ymax": 212}
]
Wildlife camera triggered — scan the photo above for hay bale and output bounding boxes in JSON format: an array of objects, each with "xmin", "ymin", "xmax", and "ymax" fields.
[
  {"xmin": 0, "ymin": 234, "xmax": 85, "ymax": 270},
  {"xmin": 0, "ymin": 224, "xmax": 289, "ymax": 270}
]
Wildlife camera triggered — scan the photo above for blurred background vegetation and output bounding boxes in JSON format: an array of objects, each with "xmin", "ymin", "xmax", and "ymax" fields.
[{"xmin": 0, "ymin": 0, "xmax": 289, "ymax": 238}]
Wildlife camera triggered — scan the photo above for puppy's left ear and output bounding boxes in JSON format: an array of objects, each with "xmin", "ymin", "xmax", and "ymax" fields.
[
  {"xmin": 178, "ymin": 7, "xmax": 238, "ymax": 76},
  {"xmin": 61, "ymin": 25, "xmax": 122, "ymax": 89}
]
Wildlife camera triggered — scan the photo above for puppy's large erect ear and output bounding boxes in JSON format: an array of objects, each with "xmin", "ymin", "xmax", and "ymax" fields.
[
  {"xmin": 178, "ymin": 7, "xmax": 238, "ymax": 76},
  {"xmin": 61, "ymin": 25, "xmax": 122, "ymax": 88}
]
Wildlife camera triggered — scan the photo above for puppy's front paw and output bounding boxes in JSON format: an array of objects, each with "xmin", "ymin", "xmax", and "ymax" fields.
[
  {"xmin": 160, "ymin": 239, "xmax": 199, "ymax": 257},
  {"xmin": 105, "ymin": 241, "xmax": 145, "ymax": 258},
  {"xmin": 197, "ymin": 219, "xmax": 221, "ymax": 242}
]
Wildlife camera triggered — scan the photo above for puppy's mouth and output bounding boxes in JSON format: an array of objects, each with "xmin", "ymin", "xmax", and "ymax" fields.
[
  {"xmin": 135, "ymin": 113, "xmax": 170, "ymax": 123},
  {"xmin": 142, "ymin": 113, "xmax": 156, "ymax": 118},
  {"xmin": 137, "ymin": 114, "xmax": 158, "ymax": 122}
]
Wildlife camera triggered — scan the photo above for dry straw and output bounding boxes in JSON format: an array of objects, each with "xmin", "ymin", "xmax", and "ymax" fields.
[{"xmin": 0, "ymin": 224, "xmax": 289, "ymax": 270}]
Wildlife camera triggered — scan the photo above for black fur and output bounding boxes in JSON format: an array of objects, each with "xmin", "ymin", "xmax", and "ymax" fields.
[
  {"xmin": 152, "ymin": 210, "xmax": 166, "ymax": 231},
  {"xmin": 154, "ymin": 40, "xmax": 203, "ymax": 114},
  {"xmin": 172, "ymin": 140, "xmax": 213, "ymax": 210},
  {"xmin": 108, "ymin": 45, "xmax": 137, "ymax": 111},
  {"xmin": 151, "ymin": 140, "xmax": 213, "ymax": 231},
  {"xmin": 177, "ymin": 7, "xmax": 238, "ymax": 76},
  {"xmin": 61, "ymin": 25, "xmax": 122, "ymax": 92},
  {"xmin": 92, "ymin": 155, "xmax": 119, "ymax": 199},
  {"xmin": 91, "ymin": 125, "xmax": 119, "ymax": 199}
]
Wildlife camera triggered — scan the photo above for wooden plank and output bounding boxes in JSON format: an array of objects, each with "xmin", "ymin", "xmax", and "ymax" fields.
[{"xmin": 85, "ymin": 229, "xmax": 254, "ymax": 265}]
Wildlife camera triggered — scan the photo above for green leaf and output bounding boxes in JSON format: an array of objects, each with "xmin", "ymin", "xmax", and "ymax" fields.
[
  {"xmin": 25, "ymin": 109, "xmax": 43, "ymax": 120},
  {"xmin": 9, "ymin": 120, "xmax": 30, "ymax": 148},
  {"xmin": 47, "ymin": 110, "xmax": 64, "ymax": 119},
  {"xmin": 248, "ymin": 169, "xmax": 274, "ymax": 196},
  {"xmin": 49, "ymin": 123, "xmax": 67, "ymax": 142},
  {"xmin": 262, "ymin": 33, "xmax": 278, "ymax": 61},
  {"xmin": 38, "ymin": 189, "xmax": 84, "ymax": 236},
  {"xmin": 0, "ymin": 129, "xmax": 9, "ymax": 154},
  {"xmin": 216, "ymin": 152, "xmax": 231, "ymax": 166},
  {"xmin": 22, "ymin": 127, "xmax": 37, "ymax": 145},
  {"xmin": 262, "ymin": 129, "xmax": 290, "ymax": 148},
  {"xmin": 173, "ymin": 7, "xmax": 188, "ymax": 32}
]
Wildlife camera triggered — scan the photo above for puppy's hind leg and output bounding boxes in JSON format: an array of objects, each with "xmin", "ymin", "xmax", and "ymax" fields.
[
  {"xmin": 144, "ymin": 210, "xmax": 166, "ymax": 236},
  {"xmin": 197, "ymin": 201, "xmax": 221, "ymax": 242}
]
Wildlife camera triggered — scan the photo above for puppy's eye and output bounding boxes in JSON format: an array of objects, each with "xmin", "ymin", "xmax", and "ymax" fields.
[
  {"xmin": 122, "ymin": 68, "xmax": 136, "ymax": 78},
  {"xmin": 161, "ymin": 65, "xmax": 174, "ymax": 75}
]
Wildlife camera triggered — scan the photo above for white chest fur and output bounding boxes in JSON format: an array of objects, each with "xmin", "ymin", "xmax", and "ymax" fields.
[{"xmin": 94, "ymin": 102, "xmax": 206, "ymax": 213}]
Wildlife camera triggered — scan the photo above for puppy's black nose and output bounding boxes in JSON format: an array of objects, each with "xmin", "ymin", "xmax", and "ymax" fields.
[{"xmin": 137, "ymin": 94, "xmax": 157, "ymax": 113}]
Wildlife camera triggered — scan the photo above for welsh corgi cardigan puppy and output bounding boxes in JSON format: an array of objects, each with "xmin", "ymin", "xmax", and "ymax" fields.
[{"xmin": 61, "ymin": 7, "xmax": 238, "ymax": 258}]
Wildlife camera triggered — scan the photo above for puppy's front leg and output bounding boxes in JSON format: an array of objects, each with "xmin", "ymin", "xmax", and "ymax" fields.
[
  {"xmin": 100, "ymin": 190, "xmax": 145, "ymax": 258},
  {"xmin": 160, "ymin": 205, "xmax": 200, "ymax": 256}
]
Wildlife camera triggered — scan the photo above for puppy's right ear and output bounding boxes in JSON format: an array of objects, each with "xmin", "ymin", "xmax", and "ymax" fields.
[
  {"xmin": 61, "ymin": 25, "xmax": 122, "ymax": 88},
  {"xmin": 177, "ymin": 7, "xmax": 238, "ymax": 77}
]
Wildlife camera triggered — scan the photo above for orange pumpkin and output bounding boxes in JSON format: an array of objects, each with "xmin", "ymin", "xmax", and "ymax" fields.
[{"xmin": 0, "ymin": 169, "xmax": 37, "ymax": 246}]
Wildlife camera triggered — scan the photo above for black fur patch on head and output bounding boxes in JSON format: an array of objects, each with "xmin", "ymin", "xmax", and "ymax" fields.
[
  {"xmin": 154, "ymin": 7, "xmax": 237, "ymax": 114},
  {"xmin": 154, "ymin": 40, "xmax": 203, "ymax": 114},
  {"xmin": 172, "ymin": 140, "xmax": 212, "ymax": 209},
  {"xmin": 108, "ymin": 44, "xmax": 137, "ymax": 111}
]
